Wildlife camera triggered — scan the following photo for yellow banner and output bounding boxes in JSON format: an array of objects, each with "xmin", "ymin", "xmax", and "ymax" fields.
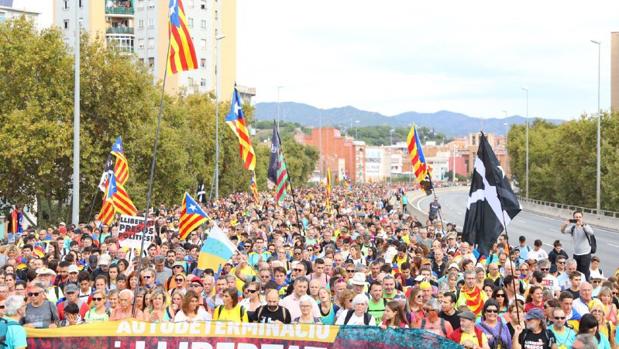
[{"xmin": 27, "ymin": 320, "xmax": 340, "ymax": 343}]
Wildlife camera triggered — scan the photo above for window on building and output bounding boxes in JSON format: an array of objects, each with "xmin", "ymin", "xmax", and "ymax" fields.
[
  {"xmin": 0, "ymin": 11, "xmax": 5, "ymax": 22},
  {"xmin": 148, "ymin": 57, "xmax": 155, "ymax": 70},
  {"xmin": 63, "ymin": 19, "xmax": 69, "ymax": 30},
  {"xmin": 147, "ymin": 37, "xmax": 154, "ymax": 49},
  {"xmin": 200, "ymin": 39, "xmax": 207, "ymax": 50},
  {"xmin": 79, "ymin": 0, "xmax": 82, "ymax": 8},
  {"xmin": 200, "ymin": 58, "xmax": 206, "ymax": 68},
  {"xmin": 64, "ymin": 0, "xmax": 69, "ymax": 10},
  {"xmin": 201, "ymin": 1, "xmax": 206, "ymax": 10},
  {"xmin": 214, "ymin": 10, "xmax": 218, "ymax": 21},
  {"xmin": 200, "ymin": 79, "xmax": 206, "ymax": 87},
  {"xmin": 200, "ymin": 19, "xmax": 207, "ymax": 29},
  {"xmin": 147, "ymin": 18, "xmax": 154, "ymax": 29},
  {"xmin": 188, "ymin": 18, "xmax": 193, "ymax": 28},
  {"xmin": 137, "ymin": 39, "xmax": 144, "ymax": 49},
  {"xmin": 187, "ymin": 77, "xmax": 194, "ymax": 86},
  {"xmin": 138, "ymin": 19, "xmax": 144, "ymax": 29}
]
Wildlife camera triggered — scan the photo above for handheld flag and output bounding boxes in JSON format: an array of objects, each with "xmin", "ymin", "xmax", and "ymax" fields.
[
  {"xmin": 196, "ymin": 182, "xmax": 207, "ymax": 205},
  {"xmin": 98, "ymin": 180, "xmax": 116, "ymax": 225},
  {"xmin": 250, "ymin": 174, "xmax": 259, "ymax": 202},
  {"xmin": 111, "ymin": 137, "xmax": 129, "ymax": 185},
  {"xmin": 406, "ymin": 126, "xmax": 429, "ymax": 184},
  {"xmin": 179, "ymin": 192, "xmax": 209, "ymax": 240},
  {"xmin": 168, "ymin": 0, "xmax": 198, "ymax": 74},
  {"xmin": 326, "ymin": 168, "xmax": 332, "ymax": 209},
  {"xmin": 97, "ymin": 154, "xmax": 115, "ymax": 193},
  {"xmin": 108, "ymin": 173, "xmax": 138, "ymax": 216},
  {"xmin": 226, "ymin": 86, "xmax": 256, "ymax": 171},
  {"xmin": 197, "ymin": 223, "xmax": 237, "ymax": 271},
  {"xmin": 267, "ymin": 122, "xmax": 281, "ymax": 184},
  {"xmin": 462, "ymin": 133, "xmax": 521, "ymax": 256},
  {"xmin": 274, "ymin": 152, "xmax": 289, "ymax": 205}
]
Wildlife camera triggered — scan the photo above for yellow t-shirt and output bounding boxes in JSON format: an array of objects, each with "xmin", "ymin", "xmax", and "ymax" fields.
[
  {"xmin": 213, "ymin": 304, "xmax": 249, "ymax": 323},
  {"xmin": 459, "ymin": 331, "xmax": 489, "ymax": 347}
]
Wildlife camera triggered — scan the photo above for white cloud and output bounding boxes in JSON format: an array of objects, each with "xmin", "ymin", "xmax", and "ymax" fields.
[{"xmin": 238, "ymin": 0, "xmax": 618, "ymax": 119}]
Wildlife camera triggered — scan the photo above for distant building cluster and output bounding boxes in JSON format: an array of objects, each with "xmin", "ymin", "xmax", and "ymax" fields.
[{"xmin": 297, "ymin": 127, "xmax": 509, "ymax": 184}]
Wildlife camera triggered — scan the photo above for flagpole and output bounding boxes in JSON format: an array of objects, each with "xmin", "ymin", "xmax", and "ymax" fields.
[
  {"xmin": 499, "ymin": 210, "xmax": 522, "ymax": 324},
  {"xmin": 277, "ymin": 135, "xmax": 304, "ymax": 233},
  {"xmin": 132, "ymin": 10, "xmax": 173, "ymax": 317}
]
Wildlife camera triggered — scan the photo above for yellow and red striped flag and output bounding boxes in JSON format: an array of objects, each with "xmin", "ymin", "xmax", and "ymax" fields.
[
  {"xmin": 406, "ymin": 126, "xmax": 429, "ymax": 183},
  {"xmin": 179, "ymin": 193, "xmax": 208, "ymax": 240},
  {"xmin": 111, "ymin": 137, "xmax": 129, "ymax": 185},
  {"xmin": 226, "ymin": 86, "xmax": 256, "ymax": 171},
  {"xmin": 250, "ymin": 173, "xmax": 259, "ymax": 202},
  {"xmin": 97, "ymin": 184, "xmax": 116, "ymax": 225},
  {"xmin": 108, "ymin": 173, "xmax": 138, "ymax": 216},
  {"xmin": 168, "ymin": 0, "xmax": 198, "ymax": 74}
]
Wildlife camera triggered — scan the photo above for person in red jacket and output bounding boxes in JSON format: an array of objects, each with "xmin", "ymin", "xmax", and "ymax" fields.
[
  {"xmin": 57, "ymin": 283, "xmax": 89, "ymax": 321},
  {"xmin": 449, "ymin": 310, "xmax": 490, "ymax": 349}
]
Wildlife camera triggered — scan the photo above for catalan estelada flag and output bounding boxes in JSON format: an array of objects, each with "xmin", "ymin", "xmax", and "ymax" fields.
[
  {"xmin": 98, "ymin": 182, "xmax": 116, "ymax": 225},
  {"xmin": 108, "ymin": 173, "xmax": 138, "ymax": 216},
  {"xmin": 111, "ymin": 137, "xmax": 129, "ymax": 185},
  {"xmin": 249, "ymin": 174, "xmax": 259, "ymax": 202},
  {"xmin": 406, "ymin": 126, "xmax": 429, "ymax": 183},
  {"xmin": 326, "ymin": 168, "xmax": 332, "ymax": 210},
  {"xmin": 179, "ymin": 192, "xmax": 208, "ymax": 240},
  {"xmin": 197, "ymin": 223, "xmax": 237, "ymax": 271},
  {"xmin": 168, "ymin": 0, "xmax": 198, "ymax": 74},
  {"xmin": 226, "ymin": 86, "xmax": 256, "ymax": 171}
]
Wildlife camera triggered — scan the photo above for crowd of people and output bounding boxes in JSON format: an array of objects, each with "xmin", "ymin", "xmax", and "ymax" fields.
[{"xmin": 0, "ymin": 183, "xmax": 618, "ymax": 349}]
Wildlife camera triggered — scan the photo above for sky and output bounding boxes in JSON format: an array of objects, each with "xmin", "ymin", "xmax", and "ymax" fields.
[{"xmin": 237, "ymin": 1, "xmax": 619, "ymax": 120}]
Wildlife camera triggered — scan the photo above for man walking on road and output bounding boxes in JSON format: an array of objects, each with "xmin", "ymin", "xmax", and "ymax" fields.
[{"xmin": 561, "ymin": 211, "xmax": 594, "ymax": 281}]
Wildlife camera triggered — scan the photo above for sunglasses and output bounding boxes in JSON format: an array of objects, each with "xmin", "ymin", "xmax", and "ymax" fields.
[
  {"xmin": 346, "ymin": 269, "xmax": 355, "ymax": 273},
  {"xmin": 485, "ymin": 309, "xmax": 498, "ymax": 313},
  {"xmin": 293, "ymin": 269, "xmax": 303, "ymax": 272},
  {"xmin": 495, "ymin": 294, "xmax": 505, "ymax": 297},
  {"xmin": 0, "ymin": 305, "xmax": 4, "ymax": 309},
  {"xmin": 93, "ymin": 297, "xmax": 103, "ymax": 301},
  {"xmin": 554, "ymin": 316, "xmax": 566, "ymax": 320},
  {"xmin": 142, "ymin": 275, "xmax": 152, "ymax": 279},
  {"xmin": 540, "ymin": 268, "xmax": 549, "ymax": 271},
  {"xmin": 28, "ymin": 292, "xmax": 41, "ymax": 297},
  {"xmin": 247, "ymin": 289, "xmax": 258, "ymax": 293},
  {"xmin": 175, "ymin": 278, "xmax": 185, "ymax": 282}
]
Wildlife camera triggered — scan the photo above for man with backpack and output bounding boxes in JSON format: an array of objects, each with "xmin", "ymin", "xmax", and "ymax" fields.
[
  {"xmin": 251, "ymin": 289, "xmax": 291, "ymax": 324},
  {"xmin": 449, "ymin": 310, "xmax": 490, "ymax": 349},
  {"xmin": 561, "ymin": 210, "xmax": 595, "ymax": 281},
  {"xmin": 1, "ymin": 295, "xmax": 27, "ymax": 349}
]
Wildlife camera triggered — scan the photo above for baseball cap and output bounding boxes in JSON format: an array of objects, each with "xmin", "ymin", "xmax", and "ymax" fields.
[
  {"xmin": 350, "ymin": 273, "xmax": 367, "ymax": 286},
  {"xmin": 64, "ymin": 283, "xmax": 79, "ymax": 293},
  {"xmin": 525, "ymin": 308, "xmax": 545, "ymax": 321},
  {"xmin": 67, "ymin": 264, "xmax": 79, "ymax": 274},
  {"xmin": 458, "ymin": 310, "xmax": 476, "ymax": 321},
  {"xmin": 448, "ymin": 263, "xmax": 460, "ymax": 271},
  {"xmin": 98, "ymin": 254, "xmax": 112, "ymax": 266},
  {"xmin": 36, "ymin": 268, "xmax": 56, "ymax": 276},
  {"xmin": 190, "ymin": 275, "xmax": 203, "ymax": 287}
]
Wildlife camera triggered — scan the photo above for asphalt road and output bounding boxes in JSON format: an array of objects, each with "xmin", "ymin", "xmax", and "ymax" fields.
[{"xmin": 411, "ymin": 189, "xmax": 619, "ymax": 274}]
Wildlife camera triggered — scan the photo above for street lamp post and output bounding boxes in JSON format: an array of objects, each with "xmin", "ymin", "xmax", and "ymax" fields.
[
  {"xmin": 521, "ymin": 88, "xmax": 529, "ymax": 199},
  {"xmin": 276, "ymin": 86, "xmax": 283, "ymax": 132},
  {"xmin": 591, "ymin": 40, "xmax": 601, "ymax": 211},
  {"xmin": 355, "ymin": 120, "xmax": 360, "ymax": 139},
  {"xmin": 72, "ymin": 0, "xmax": 80, "ymax": 225}
]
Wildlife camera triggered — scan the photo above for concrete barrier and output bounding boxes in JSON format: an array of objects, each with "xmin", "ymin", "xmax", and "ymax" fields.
[{"xmin": 520, "ymin": 199, "xmax": 619, "ymax": 232}]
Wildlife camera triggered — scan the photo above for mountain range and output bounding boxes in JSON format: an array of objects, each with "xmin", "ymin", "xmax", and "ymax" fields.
[{"xmin": 253, "ymin": 102, "xmax": 563, "ymax": 137}]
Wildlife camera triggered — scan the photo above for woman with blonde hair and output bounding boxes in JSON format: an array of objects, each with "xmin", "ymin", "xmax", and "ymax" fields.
[
  {"xmin": 598, "ymin": 287, "xmax": 618, "ymax": 325},
  {"xmin": 407, "ymin": 287, "xmax": 424, "ymax": 327},
  {"xmin": 174, "ymin": 290, "xmax": 211, "ymax": 322},
  {"xmin": 84, "ymin": 290, "xmax": 109, "ymax": 323},
  {"xmin": 589, "ymin": 299, "xmax": 616, "ymax": 348},
  {"xmin": 165, "ymin": 290, "xmax": 183, "ymax": 321},
  {"xmin": 146, "ymin": 289, "xmax": 168, "ymax": 323}
]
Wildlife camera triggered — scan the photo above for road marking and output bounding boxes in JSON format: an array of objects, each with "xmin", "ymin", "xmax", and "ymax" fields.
[
  {"xmin": 608, "ymin": 243, "xmax": 619, "ymax": 248},
  {"xmin": 543, "ymin": 243, "xmax": 553, "ymax": 248}
]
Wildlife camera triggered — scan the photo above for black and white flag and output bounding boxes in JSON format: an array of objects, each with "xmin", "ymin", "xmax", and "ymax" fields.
[
  {"xmin": 462, "ymin": 133, "xmax": 521, "ymax": 256},
  {"xmin": 196, "ymin": 182, "xmax": 207, "ymax": 205},
  {"xmin": 97, "ymin": 154, "xmax": 115, "ymax": 193}
]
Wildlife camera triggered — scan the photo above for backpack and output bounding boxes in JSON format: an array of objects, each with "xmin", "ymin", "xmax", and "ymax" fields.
[
  {"xmin": 0, "ymin": 318, "xmax": 19, "ymax": 347},
  {"xmin": 450, "ymin": 327, "xmax": 484, "ymax": 347},
  {"xmin": 420, "ymin": 318, "xmax": 448, "ymax": 336},
  {"xmin": 343, "ymin": 310, "xmax": 371, "ymax": 325},
  {"xmin": 256, "ymin": 305, "xmax": 288, "ymax": 323},
  {"xmin": 571, "ymin": 226, "xmax": 597, "ymax": 254}
]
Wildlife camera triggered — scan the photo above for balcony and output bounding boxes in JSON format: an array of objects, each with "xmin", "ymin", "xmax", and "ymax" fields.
[
  {"xmin": 105, "ymin": 2, "xmax": 134, "ymax": 15},
  {"xmin": 106, "ymin": 26, "xmax": 134, "ymax": 34}
]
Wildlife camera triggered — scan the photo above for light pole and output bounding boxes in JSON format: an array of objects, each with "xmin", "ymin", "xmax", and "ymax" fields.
[
  {"xmin": 72, "ymin": 0, "xmax": 80, "ymax": 225},
  {"xmin": 389, "ymin": 128, "xmax": 395, "ymax": 145},
  {"xmin": 591, "ymin": 40, "xmax": 601, "ymax": 210},
  {"xmin": 521, "ymin": 87, "xmax": 529, "ymax": 199},
  {"xmin": 214, "ymin": 0, "xmax": 224, "ymax": 199},
  {"xmin": 355, "ymin": 120, "xmax": 360, "ymax": 139}
]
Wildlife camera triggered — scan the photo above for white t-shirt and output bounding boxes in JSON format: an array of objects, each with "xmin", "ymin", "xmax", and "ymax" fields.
[
  {"xmin": 173, "ymin": 307, "xmax": 212, "ymax": 322},
  {"xmin": 527, "ymin": 248, "xmax": 548, "ymax": 261},
  {"xmin": 335, "ymin": 311, "xmax": 376, "ymax": 326}
]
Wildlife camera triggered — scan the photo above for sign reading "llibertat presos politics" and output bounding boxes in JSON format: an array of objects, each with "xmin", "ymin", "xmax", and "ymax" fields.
[{"xmin": 25, "ymin": 320, "xmax": 462, "ymax": 349}]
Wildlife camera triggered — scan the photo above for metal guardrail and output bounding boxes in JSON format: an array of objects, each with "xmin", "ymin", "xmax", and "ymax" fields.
[
  {"xmin": 105, "ymin": 6, "xmax": 134, "ymax": 15},
  {"xmin": 106, "ymin": 27, "xmax": 134, "ymax": 34},
  {"xmin": 518, "ymin": 196, "xmax": 619, "ymax": 218}
]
